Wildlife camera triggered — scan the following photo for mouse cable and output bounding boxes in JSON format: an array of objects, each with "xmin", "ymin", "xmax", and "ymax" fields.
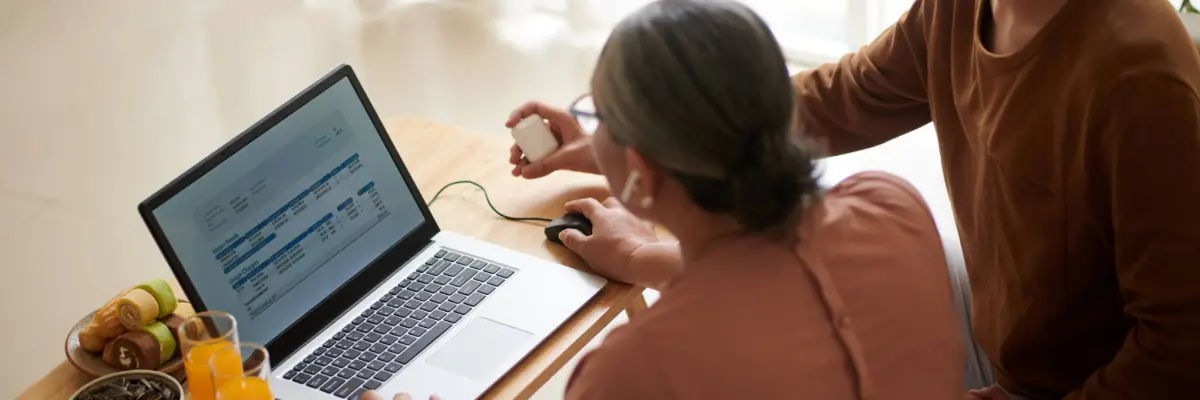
[{"xmin": 427, "ymin": 180, "xmax": 553, "ymax": 223}]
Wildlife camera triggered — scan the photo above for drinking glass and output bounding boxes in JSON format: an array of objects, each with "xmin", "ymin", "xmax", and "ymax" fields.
[
  {"xmin": 177, "ymin": 311, "xmax": 238, "ymax": 400},
  {"xmin": 211, "ymin": 342, "xmax": 273, "ymax": 400}
]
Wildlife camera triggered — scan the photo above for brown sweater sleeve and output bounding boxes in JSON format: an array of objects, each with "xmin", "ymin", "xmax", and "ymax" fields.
[
  {"xmin": 1069, "ymin": 72, "xmax": 1200, "ymax": 399},
  {"xmin": 791, "ymin": 0, "xmax": 931, "ymax": 156}
]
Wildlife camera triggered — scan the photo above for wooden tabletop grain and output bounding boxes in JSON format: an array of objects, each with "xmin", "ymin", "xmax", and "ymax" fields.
[{"xmin": 19, "ymin": 117, "xmax": 643, "ymax": 399}]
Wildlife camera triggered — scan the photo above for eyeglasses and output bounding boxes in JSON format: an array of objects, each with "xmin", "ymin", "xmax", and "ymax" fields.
[{"xmin": 568, "ymin": 93, "xmax": 601, "ymax": 134}]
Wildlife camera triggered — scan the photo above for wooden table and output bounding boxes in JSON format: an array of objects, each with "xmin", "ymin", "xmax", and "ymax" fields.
[{"xmin": 20, "ymin": 117, "xmax": 647, "ymax": 399}]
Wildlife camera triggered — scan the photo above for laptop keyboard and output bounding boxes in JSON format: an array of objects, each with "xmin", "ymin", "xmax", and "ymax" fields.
[{"xmin": 282, "ymin": 249, "xmax": 517, "ymax": 398}]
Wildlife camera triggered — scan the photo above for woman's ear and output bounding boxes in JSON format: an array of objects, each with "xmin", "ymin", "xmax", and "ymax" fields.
[{"xmin": 624, "ymin": 147, "xmax": 659, "ymax": 210}]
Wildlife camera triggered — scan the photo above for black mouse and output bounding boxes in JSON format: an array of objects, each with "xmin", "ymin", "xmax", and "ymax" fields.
[{"xmin": 545, "ymin": 212, "xmax": 593, "ymax": 245}]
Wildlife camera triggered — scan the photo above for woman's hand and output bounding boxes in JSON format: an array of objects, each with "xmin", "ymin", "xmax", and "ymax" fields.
[
  {"xmin": 360, "ymin": 391, "xmax": 441, "ymax": 400},
  {"xmin": 558, "ymin": 198, "xmax": 660, "ymax": 283},
  {"xmin": 505, "ymin": 101, "xmax": 599, "ymax": 179}
]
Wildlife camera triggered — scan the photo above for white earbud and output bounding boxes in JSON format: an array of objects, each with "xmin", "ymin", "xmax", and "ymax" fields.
[
  {"xmin": 619, "ymin": 171, "xmax": 641, "ymax": 204},
  {"xmin": 640, "ymin": 196, "xmax": 654, "ymax": 209}
]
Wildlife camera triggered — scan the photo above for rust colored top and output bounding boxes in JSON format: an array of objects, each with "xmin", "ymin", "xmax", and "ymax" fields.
[
  {"xmin": 794, "ymin": 0, "xmax": 1200, "ymax": 397},
  {"xmin": 566, "ymin": 172, "xmax": 963, "ymax": 399}
]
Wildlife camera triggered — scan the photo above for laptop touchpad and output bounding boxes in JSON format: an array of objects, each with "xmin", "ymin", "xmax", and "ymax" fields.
[{"xmin": 427, "ymin": 318, "xmax": 534, "ymax": 381}]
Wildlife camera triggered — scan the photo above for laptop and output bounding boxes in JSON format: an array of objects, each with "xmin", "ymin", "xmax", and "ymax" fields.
[{"xmin": 138, "ymin": 65, "xmax": 606, "ymax": 399}]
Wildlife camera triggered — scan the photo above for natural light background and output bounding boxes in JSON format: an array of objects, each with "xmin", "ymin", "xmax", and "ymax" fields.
[
  {"xmin": 375, "ymin": 0, "xmax": 919, "ymax": 66},
  {"xmin": 747, "ymin": 0, "xmax": 915, "ymax": 65},
  {"xmin": 549, "ymin": 0, "xmax": 917, "ymax": 66}
]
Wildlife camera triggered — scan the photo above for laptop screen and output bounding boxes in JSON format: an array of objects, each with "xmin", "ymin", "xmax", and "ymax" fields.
[{"xmin": 150, "ymin": 76, "xmax": 426, "ymax": 346}]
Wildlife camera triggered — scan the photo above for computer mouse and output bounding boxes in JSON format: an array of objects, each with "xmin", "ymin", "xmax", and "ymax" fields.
[{"xmin": 545, "ymin": 212, "xmax": 593, "ymax": 246}]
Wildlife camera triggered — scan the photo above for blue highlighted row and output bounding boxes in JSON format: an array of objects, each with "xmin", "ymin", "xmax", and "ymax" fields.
[
  {"xmin": 222, "ymin": 233, "xmax": 277, "ymax": 274},
  {"xmin": 358, "ymin": 181, "xmax": 375, "ymax": 196},
  {"xmin": 215, "ymin": 153, "xmax": 360, "ymax": 263},
  {"xmin": 233, "ymin": 212, "xmax": 334, "ymax": 290},
  {"xmin": 337, "ymin": 198, "xmax": 353, "ymax": 212}
]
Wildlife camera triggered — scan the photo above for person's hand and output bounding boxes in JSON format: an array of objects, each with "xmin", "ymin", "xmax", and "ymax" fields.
[
  {"xmin": 967, "ymin": 385, "xmax": 1010, "ymax": 400},
  {"xmin": 505, "ymin": 101, "xmax": 598, "ymax": 179},
  {"xmin": 359, "ymin": 391, "xmax": 441, "ymax": 400},
  {"xmin": 559, "ymin": 198, "xmax": 658, "ymax": 281}
]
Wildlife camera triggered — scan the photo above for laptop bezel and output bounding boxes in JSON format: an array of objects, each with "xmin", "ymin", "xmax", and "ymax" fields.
[{"xmin": 137, "ymin": 64, "xmax": 439, "ymax": 364}]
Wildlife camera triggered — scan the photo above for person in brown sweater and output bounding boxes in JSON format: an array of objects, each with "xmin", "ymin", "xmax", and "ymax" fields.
[
  {"xmin": 506, "ymin": 0, "xmax": 1200, "ymax": 399},
  {"xmin": 793, "ymin": 0, "xmax": 1200, "ymax": 398}
]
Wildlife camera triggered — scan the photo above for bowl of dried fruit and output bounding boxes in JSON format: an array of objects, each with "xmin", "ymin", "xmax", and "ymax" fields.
[{"xmin": 69, "ymin": 369, "xmax": 183, "ymax": 400}]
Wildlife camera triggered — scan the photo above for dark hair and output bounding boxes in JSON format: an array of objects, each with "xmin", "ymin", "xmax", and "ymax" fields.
[{"xmin": 591, "ymin": 0, "xmax": 820, "ymax": 232}]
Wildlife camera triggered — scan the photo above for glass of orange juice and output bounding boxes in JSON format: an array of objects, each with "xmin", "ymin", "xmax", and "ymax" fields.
[
  {"xmin": 178, "ymin": 311, "xmax": 238, "ymax": 400},
  {"xmin": 211, "ymin": 342, "xmax": 273, "ymax": 400}
]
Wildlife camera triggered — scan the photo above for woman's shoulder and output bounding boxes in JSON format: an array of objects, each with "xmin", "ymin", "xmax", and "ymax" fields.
[
  {"xmin": 826, "ymin": 171, "xmax": 930, "ymax": 210},
  {"xmin": 814, "ymin": 171, "xmax": 939, "ymax": 234},
  {"xmin": 804, "ymin": 171, "xmax": 945, "ymax": 265},
  {"xmin": 799, "ymin": 172, "xmax": 964, "ymax": 398}
]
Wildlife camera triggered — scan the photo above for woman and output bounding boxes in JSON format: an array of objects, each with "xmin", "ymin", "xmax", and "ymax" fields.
[{"xmin": 372, "ymin": 0, "xmax": 963, "ymax": 398}]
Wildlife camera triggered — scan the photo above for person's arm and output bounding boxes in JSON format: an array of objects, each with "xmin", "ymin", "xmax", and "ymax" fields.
[
  {"xmin": 1068, "ymin": 72, "xmax": 1200, "ymax": 399},
  {"xmin": 559, "ymin": 199, "xmax": 683, "ymax": 290},
  {"xmin": 792, "ymin": 0, "xmax": 932, "ymax": 156},
  {"xmin": 627, "ymin": 241, "xmax": 683, "ymax": 291}
]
